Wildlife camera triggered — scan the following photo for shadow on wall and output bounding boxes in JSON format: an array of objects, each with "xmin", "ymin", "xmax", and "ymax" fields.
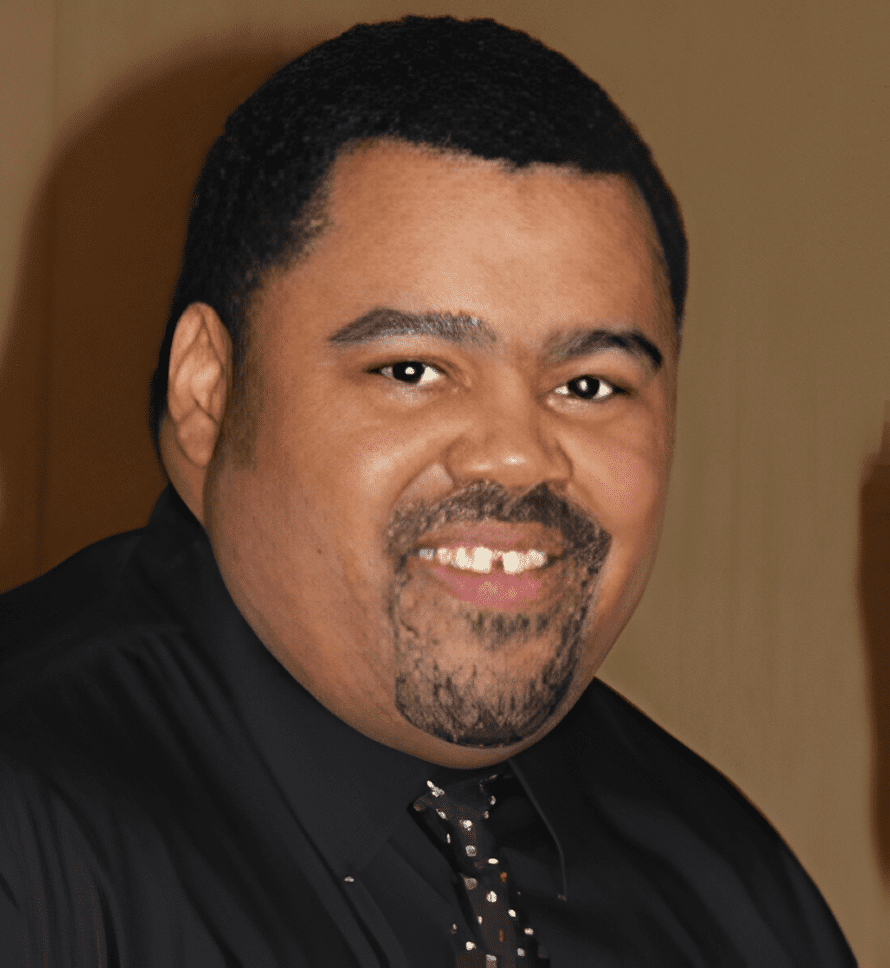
[
  {"xmin": 861, "ymin": 405, "xmax": 890, "ymax": 885},
  {"xmin": 0, "ymin": 30, "xmax": 328, "ymax": 591}
]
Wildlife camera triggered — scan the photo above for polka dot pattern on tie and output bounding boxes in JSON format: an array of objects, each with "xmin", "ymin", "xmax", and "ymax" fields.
[{"xmin": 413, "ymin": 774, "xmax": 549, "ymax": 967}]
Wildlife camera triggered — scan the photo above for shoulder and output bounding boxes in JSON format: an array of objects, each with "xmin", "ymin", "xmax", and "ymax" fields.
[
  {"xmin": 569, "ymin": 679, "xmax": 803, "ymax": 861},
  {"xmin": 0, "ymin": 529, "xmax": 201, "ymax": 962},
  {"xmin": 564, "ymin": 680, "xmax": 857, "ymax": 964},
  {"xmin": 0, "ymin": 520, "xmax": 191, "ymax": 832},
  {"xmin": 0, "ymin": 520, "xmax": 187, "ymax": 716},
  {"xmin": 0, "ymin": 529, "xmax": 144, "ymax": 687},
  {"xmin": 575, "ymin": 679, "xmax": 767, "ymax": 815}
]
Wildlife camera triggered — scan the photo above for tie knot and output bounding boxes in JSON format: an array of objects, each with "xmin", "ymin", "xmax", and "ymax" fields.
[
  {"xmin": 414, "ymin": 774, "xmax": 510, "ymax": 872},
  {"xmin": 414, "ymin": 772, "xmax": 507, "ymax": 816}
]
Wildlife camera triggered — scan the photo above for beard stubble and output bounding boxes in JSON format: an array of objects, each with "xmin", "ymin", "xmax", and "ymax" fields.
[{"xmin": 384, "ymin": 482, "xmax": 611, "ymax": 747}]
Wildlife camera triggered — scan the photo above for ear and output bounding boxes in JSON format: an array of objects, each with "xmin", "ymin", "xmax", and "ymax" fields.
[{"xmin": 166, "ymin": 302, "xmax": 231, "ymax": 468}]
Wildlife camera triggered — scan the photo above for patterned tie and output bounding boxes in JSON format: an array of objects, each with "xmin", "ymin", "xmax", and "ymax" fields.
[{"xmin": 413, "ymin": 773, "xmax": 549, "ymax": 967}]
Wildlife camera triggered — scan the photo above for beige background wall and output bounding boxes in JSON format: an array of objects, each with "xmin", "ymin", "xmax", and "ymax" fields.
[{"xmin": 2, "ymin": 0, "xmax": 888, "ymax": 962}]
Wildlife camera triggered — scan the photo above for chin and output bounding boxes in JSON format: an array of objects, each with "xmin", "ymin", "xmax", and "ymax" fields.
[{"xmin": 390, "ymin": 560, "xmax": 603, "ymax": 747}]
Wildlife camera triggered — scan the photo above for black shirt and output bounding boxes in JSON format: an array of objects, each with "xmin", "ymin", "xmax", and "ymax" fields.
[{"xmin": 0, "ymin": 489, "xmax": 856, "ymax": 966}]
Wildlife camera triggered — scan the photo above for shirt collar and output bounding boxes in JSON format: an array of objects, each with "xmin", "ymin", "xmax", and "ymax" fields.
[
  {"xmin": 138, "ymin": 487, "xmax": 575, "ymax": 895},
  {"xmin": 509, "ymin": 718, "xmax": 588, "ymax": 901}
]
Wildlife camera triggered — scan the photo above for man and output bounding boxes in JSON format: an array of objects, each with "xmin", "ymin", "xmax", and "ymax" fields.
[{"xmin": 0, "ymin": 15, "xmax": 855, "ymax": 967}]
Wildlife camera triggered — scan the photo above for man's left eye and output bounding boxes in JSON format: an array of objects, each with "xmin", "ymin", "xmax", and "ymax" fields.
[
  {"xmin": 554, "ymin": 376, "xmax": 619, "ymax": 400},
  {"xmin": 377, "ymin": 360, "xmax": 442, "ymax": 385}
]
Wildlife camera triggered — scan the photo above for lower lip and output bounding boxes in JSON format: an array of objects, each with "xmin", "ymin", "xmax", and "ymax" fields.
[{"xmin": 413, "ymin": 558, "xmax": 556, "ymax": 610}]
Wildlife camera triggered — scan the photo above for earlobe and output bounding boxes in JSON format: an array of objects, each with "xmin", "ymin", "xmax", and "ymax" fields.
[{"xmin": 167, "ymin": 303, "xmax": 231, "ymax": 468}]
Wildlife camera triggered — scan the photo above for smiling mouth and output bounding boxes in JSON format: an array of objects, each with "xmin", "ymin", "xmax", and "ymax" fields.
[
  {"xmin": 416, "ymin": 546, "xmax": 550, "ymax": 575},
  {"xmin": 409, "ymin": 541, "xmax": 565, "ymax": 612},
  {"xmin": 386, "ymin": 481, "xmax": 611, "ymax": 615}
]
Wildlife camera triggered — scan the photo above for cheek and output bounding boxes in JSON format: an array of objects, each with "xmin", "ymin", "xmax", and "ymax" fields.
[
  {"xmin": 259, "ymin": 393, "xmax": 455, "ymax": 588},
  {"xmin": 571, "ymin": 420, "xmax": 670, "ymax": 607},
  {"xmin": 572, "ymin": 425, "xmax": 670, "ymax": 540}
]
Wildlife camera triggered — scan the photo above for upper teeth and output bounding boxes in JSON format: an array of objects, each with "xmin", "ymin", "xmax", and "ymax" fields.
[{"xmin": 417, "ymin": 547, "xmax": 548, "ymax": 575}]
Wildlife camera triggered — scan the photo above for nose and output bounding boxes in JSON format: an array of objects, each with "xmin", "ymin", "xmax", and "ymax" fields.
[{"xmin": 442, "ymin": 380, "xmax": 571, "ymax": 491}]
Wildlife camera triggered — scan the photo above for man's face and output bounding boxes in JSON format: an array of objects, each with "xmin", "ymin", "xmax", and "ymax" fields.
[{"xmin": 203, "ymin": 141, "xmax": 677, "ymax": 767}]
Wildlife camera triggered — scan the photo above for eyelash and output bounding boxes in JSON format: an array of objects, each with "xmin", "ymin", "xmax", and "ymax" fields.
[
  {"xmin": 553, "ymin": 375, "xmax": 623, "ymax": 402},
  {"xmin": 373, "ymin": 360, "xmax": 625, "ymax": 401},
  {"xmin": 375, "ymin": 361, "xmax": 443, "ymax": 386}
]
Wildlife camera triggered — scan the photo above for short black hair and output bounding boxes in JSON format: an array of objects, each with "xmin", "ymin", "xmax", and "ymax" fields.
[{"xmin": 148, "ymin": 15, "xmax": 687, "ymax": 454}]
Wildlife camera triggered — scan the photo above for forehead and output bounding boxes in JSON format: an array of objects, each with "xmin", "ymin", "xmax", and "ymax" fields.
[
  {"xmin": 329, "ymin": 140, "xmax": 662, "ymax": 264},
  {"xmin": 257, "ymin": 140, "xmax": 674, "ymax": 353}
]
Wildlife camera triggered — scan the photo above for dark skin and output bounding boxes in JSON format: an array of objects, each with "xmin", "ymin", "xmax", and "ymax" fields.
[{"xmin": 161, "ymin": 140, "xmax": 678, "ymax": 768}]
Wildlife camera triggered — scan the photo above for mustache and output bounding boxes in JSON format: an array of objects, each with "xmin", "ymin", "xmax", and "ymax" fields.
[{"xmin": 385, "ymin": 480, "xmax": 612, "ymax": 570}]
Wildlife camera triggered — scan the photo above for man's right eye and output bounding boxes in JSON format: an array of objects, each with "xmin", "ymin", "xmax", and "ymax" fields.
[{"xmin": 376, "ymin": 361, "xmax": 442, "ymax": 385}]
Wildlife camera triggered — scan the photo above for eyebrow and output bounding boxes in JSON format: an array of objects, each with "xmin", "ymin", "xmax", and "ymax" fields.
[
  {"xmin": 543, "ymin": 328, "xmax": 664, "ymax": 372},
  {"xmin": 328, "ymin": 308, "xmax": 497, "ymax": 347},
  {"xmin": 328, "ymin": 306, "xmax": 663, "ymax": 373}
]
